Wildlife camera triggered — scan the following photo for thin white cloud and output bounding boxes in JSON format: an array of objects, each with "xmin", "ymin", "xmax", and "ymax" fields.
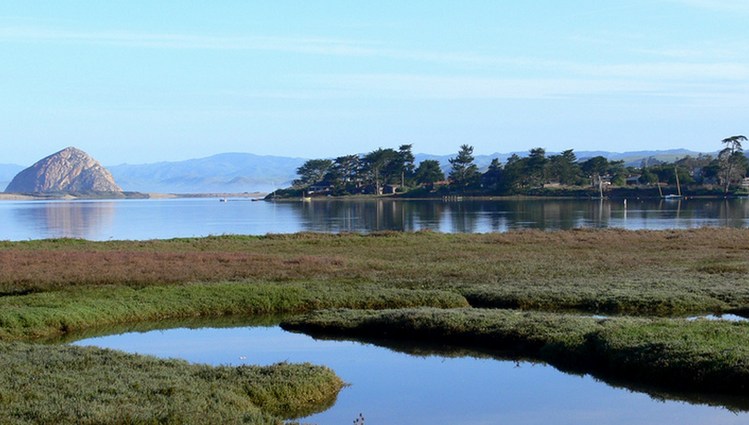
[
  {"xmin": 0, "ymin": 24, "xmax": 543, "ymax": 72},
  {"xmin": 568, "ymin": 62, "xmax": 749, "ymax": 81},
  {"xmin": 632, "ymin": 46, "xmax": 733, "ymax": 60},
  {"xmin": 0, "ymin": 25, "xmax": 381, "ymax": 56},
  {"xmin": 663, "ymin": 0, "xmax": 749, "ymax": 13},
  {"xmin": 0, "ymin": 24, "xmax": 555, "ymax": 72},
  {"xmin": 302, "ymin": 73, "xmax": 749, "ymax": 101},
  {"xmin": 569, "ymin": 30, "xmax": 749, "ymax": 62},
  {"xmin": 3, "ymin": 24, "xmax": 747, "ymax": 80},
  {"xmin": 3, "ymin": 24, "xmax": 748, "ymax": 104}
]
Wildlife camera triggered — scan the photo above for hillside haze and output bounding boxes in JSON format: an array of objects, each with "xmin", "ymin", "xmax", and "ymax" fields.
[
  {"xmin": 0, "ymin": 164, "xmax": 24, "ymax": 192},
  {"xmin": 107, "ymin": 153, "xmax": 307, "ymax": 194}
]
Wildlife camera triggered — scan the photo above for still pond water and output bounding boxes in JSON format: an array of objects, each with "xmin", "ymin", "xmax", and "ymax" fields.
[
  {"xmin": 72, "ymin": 323, "xmax": 748, "ymax": 425},
  {"xmin": 2, "ymin": 197, "xmax": 748, "ymax": 240}
]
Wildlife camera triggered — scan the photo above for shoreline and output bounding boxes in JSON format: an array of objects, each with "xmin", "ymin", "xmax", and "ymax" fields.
[
  {"xmin": 267, "ymin": 193, "xmax": 745, "ymax": 202},
  {"xmin": 0, "ymin": 189, "xmax": 743, "ymax": 202},
  {"xmin": 0, "ymin": 191, "xmax": 268, "ymax": 201}
]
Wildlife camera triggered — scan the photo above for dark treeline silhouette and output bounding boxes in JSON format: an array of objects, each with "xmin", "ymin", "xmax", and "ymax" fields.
[{"xmin": 276, "ymin": 136, "xmax": 748, "ymax": 198}]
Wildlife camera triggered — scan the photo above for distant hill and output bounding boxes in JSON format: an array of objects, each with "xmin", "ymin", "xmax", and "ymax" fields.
[
  {"xmin": 575, "ymin": 149, "xmax": 707, "ymax": 166},
  {"xmin": 416, "ymin": 148, "xmax": 706, "ymax": 173},
  {"xmin": 5, "ymin": 147, "xmax": 121, "ymax": 193},
  {"xmin": 0, "ymin": 164, "xmax": 24, "ymax": 191},
  {"xmin": 108, "ymin": 153, "xmax": 307, "ymax": 194}
]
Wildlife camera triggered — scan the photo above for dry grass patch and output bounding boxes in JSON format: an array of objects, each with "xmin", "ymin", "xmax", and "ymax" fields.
[{"xmin": 1, "ymin": 228, "xmax": 748, "ymax": 313}]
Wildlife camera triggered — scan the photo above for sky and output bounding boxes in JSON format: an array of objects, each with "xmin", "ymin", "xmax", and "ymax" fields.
[{"xmin": 1, "ymin": 0, "xmax": 748, "ymax": 166}]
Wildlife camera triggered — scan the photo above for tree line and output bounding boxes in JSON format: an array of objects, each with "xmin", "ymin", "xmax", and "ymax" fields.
[{"xmin": 286, "ymin": 136, "xmax": 748, "ymax": 197}]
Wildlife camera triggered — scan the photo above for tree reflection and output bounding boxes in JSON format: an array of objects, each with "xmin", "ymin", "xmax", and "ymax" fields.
[{"xmin": 288, "ymin": 198, "xmax": 749, "ymax": 233}]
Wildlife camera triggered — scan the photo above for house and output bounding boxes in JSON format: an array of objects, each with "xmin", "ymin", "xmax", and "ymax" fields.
[
  {"xmin": 308, "ymin": 184, "xmax": 332, "ymax": 195},
  {"xmin": 626, "ymin": 175, "xmax": 641, "ymax": 186}
]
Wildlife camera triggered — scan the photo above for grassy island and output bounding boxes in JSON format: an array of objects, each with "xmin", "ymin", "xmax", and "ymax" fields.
[{"xmin": 1, "ymin": 228, "xmax": 748, "ymax": 422}]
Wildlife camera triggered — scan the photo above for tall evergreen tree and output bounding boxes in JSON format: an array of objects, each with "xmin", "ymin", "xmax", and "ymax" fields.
[
  {"xmin": 397, "ymin": 144, "xmax": 415, "ymax": 187},
  {"xmin": 414, "ymin": 160, "xmax": 445, "ymax": 190},
  {"xmin": 448, "ymin": 144, "xmax": 480, "ymax": 192},
  {"xmin": 500, "ymin": 154, "xmax": 524, "ymax": 193},
  {"xmin": 363, "ymin": 148, "xmax": 399, "ymax": 194},
  {"xmin": 294, "ymin": 159, "xmax": 333, "ymax": 188},
  {"xmin": 580, "ymin": 156, "xmax": 609, "ymax": 186},
  {"xmin": 524, "ymin": 148, "xmax": 548, "ymax": 188},
  {"xmin": 719, "ymin": 135, "xmax": 747, "ymax": 193},
  {"xmin": 481, "ymin": 158, "xmax": 503, "ymax": 193},
  {"xmin": 547, "ymin": 149, "xmax": 580, "ymax": 185},
  {"xmin": 327, "ymin": 154, "xmax": 362, "ymax": 193}
]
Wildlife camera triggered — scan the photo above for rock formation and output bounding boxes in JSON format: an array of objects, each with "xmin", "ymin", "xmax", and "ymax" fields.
[{"xmin": 4, "ymin": 147, "xmax": 122, "ymax": 193}]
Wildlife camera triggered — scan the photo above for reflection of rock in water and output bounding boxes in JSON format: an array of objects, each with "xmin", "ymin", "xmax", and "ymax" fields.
[{"xmin": 15, "ymin": 202, "xmax": 116, "ymax": 239}]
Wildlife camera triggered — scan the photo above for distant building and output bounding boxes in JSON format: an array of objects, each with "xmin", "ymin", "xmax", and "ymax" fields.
[
  {"xmin": 626, "ymin": 175, "xmax": 641, "ymax": 186},
  {"xmin": 308, "ymin": 184, "xmax": 332, "ymax": 195}
]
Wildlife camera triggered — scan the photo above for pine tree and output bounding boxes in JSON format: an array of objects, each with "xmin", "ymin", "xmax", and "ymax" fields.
[{"xmin": 448, "ymin": 144, "xmax": 480, "ymax": 192}]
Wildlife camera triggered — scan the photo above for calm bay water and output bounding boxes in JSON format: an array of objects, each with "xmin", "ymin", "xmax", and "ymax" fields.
[
  {"xmin": 72, "ymin": 324, "xmax": 749, "ymax": 425},
  {"xmin": 1, "ymin": 197, "xmax": 748, "ymax": 240}
]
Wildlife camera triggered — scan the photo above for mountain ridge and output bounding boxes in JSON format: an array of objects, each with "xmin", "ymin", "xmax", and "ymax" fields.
[
  {"xmin": 415, "ymin": 148, "xmax": 704, "ymax": 173},
  {"xmin": 4, "ymin": 148, "xmax": 708, "ymax": 194},
  {"xmin": 107, "ymin": 152, "xmax": 308, "ymax": 194}
]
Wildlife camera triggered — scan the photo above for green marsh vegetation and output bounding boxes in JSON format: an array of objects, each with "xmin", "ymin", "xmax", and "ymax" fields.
[
  {"xmin": 283, "ymin": 308, "xmax": 749, "ymax": 396},
  {"xmin": 0, "ymin": 342, "xmax": 341, "ymax": 424},
  {"xmin": 1, "ymin": 228, "xmax": 749, "ymax": 422},
  {"xmin": 3, "ymin": 228, "xmax": 748, "ymax": 314}
]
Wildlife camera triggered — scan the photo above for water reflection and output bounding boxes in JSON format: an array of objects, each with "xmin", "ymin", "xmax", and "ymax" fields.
[
  {"xmin": 9, "ymin": 200, "xmax": 116, "ymax": 240},
  {"xmin": 304, "ymin": 330, "xmax": 749, "ymax": 415},
  {"xmin": 0, "ymin": 198, "xmax": 747, "ymax": 241},
  {"xmin": 71, "ymin": 323, "xmax": 749, "ymax": 425},
  {"xmin": 292, "ymin": 198, "xmax": 749, "ymax": 233}
]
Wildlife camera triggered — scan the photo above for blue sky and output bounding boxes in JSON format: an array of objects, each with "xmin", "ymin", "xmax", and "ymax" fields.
[{"xmin": 1, "ymin": 1, "xmax": 748, "ymax": 165}]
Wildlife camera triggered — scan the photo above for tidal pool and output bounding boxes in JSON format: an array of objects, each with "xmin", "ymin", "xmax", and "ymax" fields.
[{"xmin": 72, "ymin": 324, "xmax": 749, "ymax": 425}]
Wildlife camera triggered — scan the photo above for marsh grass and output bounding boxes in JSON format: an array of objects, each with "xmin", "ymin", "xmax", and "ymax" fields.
[
  {"xmin": 2, "ymin": 229, "xmax": 747, "ymax": 315},
  {"xmin": 283, "ymin": 308, "xmax": 749, "ymax": 393},
  {"xmin": 0, "ymin": 280, "xmax": 464, "ymax": 424},
  {"xmin": 0, "ymin": 283, "xmax": 467, "ymax": 341},
  {"xmin": 0, "ymin": 341, "xmax": 342, "ymax": 424},
  {"xmin": 2, "ymin": 229, "xmax": 749, "ymax": 421}
]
